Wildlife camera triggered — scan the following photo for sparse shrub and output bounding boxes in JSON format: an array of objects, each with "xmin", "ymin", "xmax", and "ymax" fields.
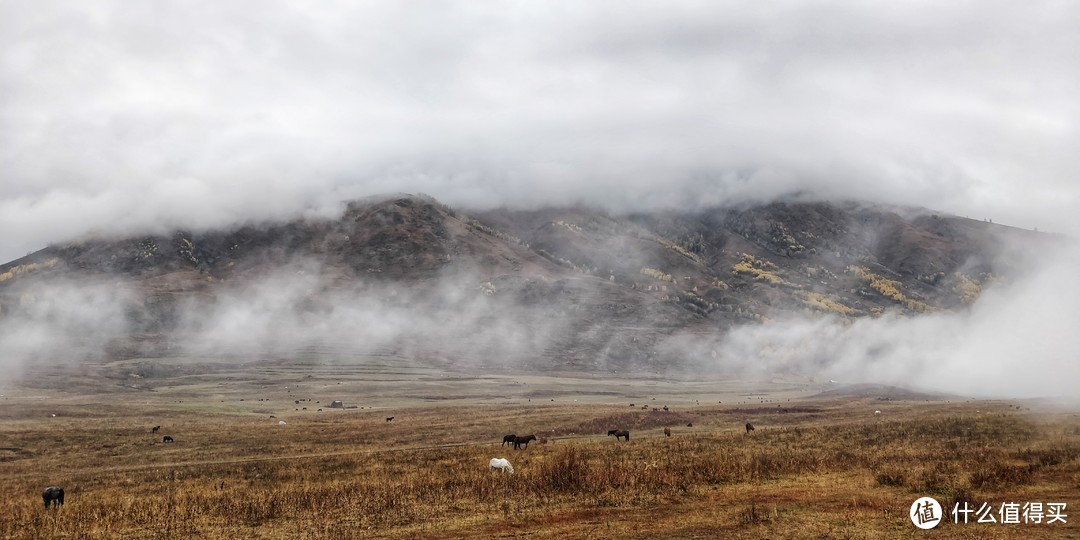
[
  {"xmin": 0, "ymin": 258, "xmax": 61, "ymax": 283},
  {"xmin": 969, "ymin": 463, "xmax": 1035, "ymax": 489},
  {"xmin": 914, "ymin": 463, "xmax": 960, "ymax": 495},
  {"xmin": 952, "ymin": 273, "xmax": 982, "ymax": 304},
  {"xmin": 540, "ymin": 447, "xmax": 591, "ymax": 493},
  {"xmin": 553, "ymin": 220, "xmax": 584, "ymax": 234},
  {"xmin": 801, "ymin": 291, "xmax": 856, "ymax": 315},
  {"xmin": 737, "ymin": 499, "xmax": 771, "ymax": 526},
  {"xmin": 874, "ymin": 468, "xmax": 905, "ymax": 487},
  {"xmin": 640, "ymin": 267, "xmax": 673, "ymax": 282},
  {"xmin": 731, "ymin": 254, "xmax": 793, "ymax": 287},
  {"xmin": 847, "ymin": 265, "xmax": 933, "ymax": 312}
]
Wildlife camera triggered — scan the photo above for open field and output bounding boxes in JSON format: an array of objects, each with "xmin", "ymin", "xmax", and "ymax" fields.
[{"xmin": 1, "ymin": 358, "xmax": 1078, "ymax": 538}]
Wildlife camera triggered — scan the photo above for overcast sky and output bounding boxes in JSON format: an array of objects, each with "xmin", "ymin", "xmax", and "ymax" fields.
[{"xmin": 2, "ymin": 1, "xmax": 1078, "ymax": 262}]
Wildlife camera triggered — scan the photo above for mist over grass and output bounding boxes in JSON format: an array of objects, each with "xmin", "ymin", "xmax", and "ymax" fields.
[{"xmin": 664, "ymin": 237, "xmax": 1080, "ymax": 399}]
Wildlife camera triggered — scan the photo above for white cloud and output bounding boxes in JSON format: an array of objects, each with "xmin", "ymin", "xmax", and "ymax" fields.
[
  {"xmin": 676, "ymin": 238, "xmax": 1080, "ymax": 398},
  {"xmin": 3, "ymin": 1, "xmax": 1078, "ymax": 262}
]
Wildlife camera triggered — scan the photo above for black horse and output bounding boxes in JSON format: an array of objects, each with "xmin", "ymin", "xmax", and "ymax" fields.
[
  {"xmin": 151, "ymin": 426, "xmax": 160, "ymax": 433},
  {"xmin": 163, "ymin": 435, "xmax": 174, "ymax": 443},
  {"xmin": 745, "ymin": 422, "xmax": 755, "ymax": 433},
  {"xmin": 501, "ymin": 434, "xmax": 516, "ymax": 447},
  {"xmin": 42, "ymin": 486, "xmax": 64, "ymax": 508},
  {"xmin": 607, "ymin": 429, "xmax": 630, "ymax": 441},
  {"xmin": 513, "ymin": 434, "xmax": 536, "ymax": 450}
]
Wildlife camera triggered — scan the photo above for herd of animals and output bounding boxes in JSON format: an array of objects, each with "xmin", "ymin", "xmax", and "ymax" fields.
[
  {"xmin": 487, "ymin": 422, "xmax": 757, "ymax": 475},
  {"xmin": 37, "ymin": 415, "xmax": 760, "ymax": 505}
]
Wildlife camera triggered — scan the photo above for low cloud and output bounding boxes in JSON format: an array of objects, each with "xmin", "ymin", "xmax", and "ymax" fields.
[
  {"xmin": 0, "ymin": 278, "xmax": 132, "ymax": 383},
  {"xmin": 662, "ymin": 237, "xmax": 1080, "ymax": 399},
  {"xmin": 0, "ymin": 234, "xmax": 1076, "ymax": 399},
  {"xmin": 3, "ymin": 1, "xmax": 1078, "ymax": 262}
]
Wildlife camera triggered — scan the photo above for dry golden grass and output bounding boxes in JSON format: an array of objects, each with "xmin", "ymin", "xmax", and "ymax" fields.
[{"xmin": 1, "ymin": 399, "xmax": 1078, "ymax": 538}]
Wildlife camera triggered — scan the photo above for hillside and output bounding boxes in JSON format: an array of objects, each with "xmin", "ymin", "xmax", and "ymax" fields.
[{"xmin": 0, "ymin": 194, "xmax": 1054, "ymax": 374}]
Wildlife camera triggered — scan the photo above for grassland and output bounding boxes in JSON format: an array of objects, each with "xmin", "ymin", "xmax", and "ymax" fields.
[{"xmin": 1, "ymin": 361, "xmax": 1078, "ymax": 538}]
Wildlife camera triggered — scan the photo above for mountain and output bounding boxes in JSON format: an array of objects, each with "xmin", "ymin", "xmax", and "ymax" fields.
[{"xmin": 0, "ymin": 194, "xmax": 1054, "ymax": 374}]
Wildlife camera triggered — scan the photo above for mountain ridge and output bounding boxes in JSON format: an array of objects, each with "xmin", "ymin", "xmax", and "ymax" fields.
[{"xmin": 0, "ymin": 194, "xmax": 1055, "ymax": 374}]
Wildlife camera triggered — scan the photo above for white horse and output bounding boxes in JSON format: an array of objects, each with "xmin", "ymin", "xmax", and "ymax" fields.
[{"xmin": 489, "ymin": 457, "xmax": 514, "ymax": 474}]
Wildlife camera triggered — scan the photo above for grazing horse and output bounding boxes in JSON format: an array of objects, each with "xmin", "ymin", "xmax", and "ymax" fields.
[
  {"xmin": 42, "ymin": 486, "xmax": 64, "ymax": 508},
  {"xmin": 489, "ymin": 458, "xmax": 514, "ymax": 474},
  {"xmin": 607, "ymin": 429, "xmax": 630, "ymax": 441},
  {"xmin": 163, "ymin": 435, "xmax": 174, "ymax": 443},
  {"xmin": 386, "ymin": 417, "xmax": 395, "ymax": 423},
  {"xmin": 512, "ymin": 434, "xmax": 536, "ymax": 450},
  {"xmin": 151, "ymin": 426, "xmax": 160, "ymax": 433},
  {"xmin": 664, "ymin": 427, "xmax": 671, "ymax": 437},
  {"xmin": 501, "ymin": 434, "xmax": 516, "ymax": 447},
  {"xmin": 745, "ymin": 422, "xmax": 755, "ymax": 434}
]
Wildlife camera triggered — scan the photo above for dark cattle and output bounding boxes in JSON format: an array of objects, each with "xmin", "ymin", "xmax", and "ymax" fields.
[
  {"xmin": 42, "ymin": 486, "xmax": 64, "ymax": 508},
  {"xmin": 163, "ymin": 435, "xmax": 174, "ymax": 443},
  {"xmin": 745, "ymin": 422, "xmax": 755, "ymax": 433},
  {"xmin": 513, "ymin": 434, "xmax": 537, "ymax": 450},
  {"xmin": 386, "ymin": 417, "xmax": 395, "ymax": 423},
  {"xmin": 502, "ymin": 434, "xmax": 516, "ymax": 447},
  {"xmin": 607, "ymin": 429, "xmax": 630, "ymax": 441},
  {"xmin": 686, "ymin": 422, "xmax": 693, "ymax": 427},
  {"xmin": 151, "ymin": 426, "xmax": 160, "ymax": 433},
  {"xmin": 664, "ymin": 427, "xmax": 671, "ymax": 437}
]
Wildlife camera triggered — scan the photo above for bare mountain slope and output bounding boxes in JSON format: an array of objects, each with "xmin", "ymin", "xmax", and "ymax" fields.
[{"xmin": 0, "ymin": 194, "xmax": 1054, "ymax": 374}]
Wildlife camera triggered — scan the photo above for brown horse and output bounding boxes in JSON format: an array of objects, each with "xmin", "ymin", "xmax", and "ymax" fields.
[
  {"xmin": 513, "ymin": 435, "xmax": 536, "ymax": 450},
  {"xmin": 663, "ymin": 427, "xmax": 671, "ymax": 437},
  {"xmin": 607, "ymin": 430, "xmax": 630, "ymax": 441},
  {"xmin": 501, "ymin": 434, "xmax": 516, "ymax": 447},
  {"xmin": 151, "ymin": 426, "xmax": 160, "ymax": 433}
]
